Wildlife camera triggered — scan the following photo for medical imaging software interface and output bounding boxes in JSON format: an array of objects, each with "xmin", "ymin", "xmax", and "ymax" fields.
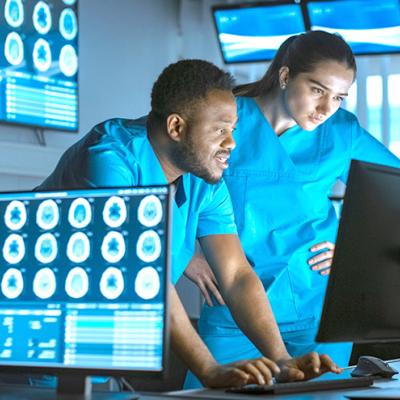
[
  {"xmin": 0, "ymin": 0, "xmax": 78, "ymax": 130},
  {"xmin": 0, "ymin": 186, "xmax": 168, "ymax": 371}
]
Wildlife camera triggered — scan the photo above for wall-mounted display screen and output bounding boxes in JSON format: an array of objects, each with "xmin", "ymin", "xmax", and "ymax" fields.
[
  {"xmin": 0, "ymin": 0, "xmax": 78, "ymax": 131},
  {"xmin": 306, "ymin": 0, "xmax": 400, "ymax": 56},
  {"xmin": 212, "ymin": 1, "xmax": 306, "ymax": 63}
]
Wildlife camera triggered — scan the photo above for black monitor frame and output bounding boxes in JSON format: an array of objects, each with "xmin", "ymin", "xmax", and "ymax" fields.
[
  {"xmin": 317, "ymin": 160, "xmax": 400, "ymax": 344},
  {"xmin": 0, "ymin": 185, "xmax": 172, "ymax": 396}
]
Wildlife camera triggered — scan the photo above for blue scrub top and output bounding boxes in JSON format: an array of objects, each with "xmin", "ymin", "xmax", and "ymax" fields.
[
  {"xmin": 200, "ymin": 96, "xmax": 400, "ymax": 334},
  {"xmin": 37, "ymin": 117, "xmax": 237, "ymax": 284}
]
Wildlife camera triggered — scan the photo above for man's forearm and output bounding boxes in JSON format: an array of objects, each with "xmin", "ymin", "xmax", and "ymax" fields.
[
  {"xmin": 223, "ymin": 269, "xmax": 290, "ymax": 362},
  {"xmin": 168, "ymin": 284, "xmax": 217, "ymax": 384}
]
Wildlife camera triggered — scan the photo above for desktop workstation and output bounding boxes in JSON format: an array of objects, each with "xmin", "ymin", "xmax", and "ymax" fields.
[{"xmin": 0, "ymin": 186, "xmax": 172, "ymax": 399}]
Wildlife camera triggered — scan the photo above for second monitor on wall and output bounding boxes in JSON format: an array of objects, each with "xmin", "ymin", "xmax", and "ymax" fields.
[{"xmin": 212, "ymin": 0, "xmax": 400, "ymax": 64}]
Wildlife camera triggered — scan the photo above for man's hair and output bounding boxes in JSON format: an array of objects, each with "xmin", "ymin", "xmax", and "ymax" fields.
[{"xmin": 147, "ymin": 59, "xmax": 234, "ymax": 132}]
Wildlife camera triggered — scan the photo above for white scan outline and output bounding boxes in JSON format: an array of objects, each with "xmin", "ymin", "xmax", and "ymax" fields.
[
  {"xmin": 35, "ymin": 232, "xmax": 58, "ymax": 264},
  {"xmin": 4, "ymin": 200, "xmax": 27, "ymax": 231}
]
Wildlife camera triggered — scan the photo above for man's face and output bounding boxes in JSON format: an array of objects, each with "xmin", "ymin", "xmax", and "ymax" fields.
[
  {"xmin": 282, "ymin": 60, "xmax": 354, "ymax": 131},
  {"xmin": 174, "ymin": 89, "xmax": 237, "ymax": 184}
]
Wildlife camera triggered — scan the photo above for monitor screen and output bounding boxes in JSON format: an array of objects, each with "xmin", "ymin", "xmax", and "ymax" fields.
[
  {"xmin": 317, "ymin": 160, "xmax": 400, "ymax": 343},
  {"xmin": 212, "ymin": 1, "xmax": 306, "ymax": 63},
  {"xmin": 306, "ymin": 0, "xmax": 400, "ymax": 56},
  {"xmin": 0, "ymin": 186, "xmax": 171, "ymax": 382},
  {"xmin": 0, "ymin": 0, "xmax": 79, "ymax": 131}
]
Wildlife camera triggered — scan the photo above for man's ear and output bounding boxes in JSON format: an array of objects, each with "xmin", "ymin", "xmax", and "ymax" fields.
[{"xmin": 166, "ymin": 113, "xmax": 186, "ymax": 142}]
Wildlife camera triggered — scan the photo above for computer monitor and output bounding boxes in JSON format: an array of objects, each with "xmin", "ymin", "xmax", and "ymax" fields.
[
  {"xmin": 0, "ymin": 0, "xmax": 79, "ymax": 131},
  {"xmin": 211, "ymin": 1, "xmax": 306, "ymax": 63},
  {"xmin": 306, "ymin": 0, "xmax": 400, "ymax": 56},
  {"xmin": 317, "ymin": 160, "xmax": 400, "ymax": 343},
  {"xmin": 0, "ymin": 185, "xmax": 171, "ymax": 397}
]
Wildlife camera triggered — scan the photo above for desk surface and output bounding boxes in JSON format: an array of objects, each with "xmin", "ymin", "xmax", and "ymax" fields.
[
  {"xmin": 163, "ymin": 361, "xmax": 400, "ymax": 400},
  {"xmin": 0, "ymin": 362, "xmax": 399, "ymax": 400}
]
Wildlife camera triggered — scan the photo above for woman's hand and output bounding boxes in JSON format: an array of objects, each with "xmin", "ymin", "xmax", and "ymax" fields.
[
  {"xmin": 184, "ymin": 252, "xmax": 225, "ymax": 306},
  {"xmin": 308, "ymin": 241, "xmax": 335, "ymax": 275}
]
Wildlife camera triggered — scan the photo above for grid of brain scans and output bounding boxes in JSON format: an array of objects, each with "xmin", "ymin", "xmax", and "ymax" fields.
[
  {"xmin": 1, "ymin": 0, "xmax": 78, "ymax": 130},
  {"xmin": 0, "ymin": 186, "xmax": 170, "ymax": 371}
]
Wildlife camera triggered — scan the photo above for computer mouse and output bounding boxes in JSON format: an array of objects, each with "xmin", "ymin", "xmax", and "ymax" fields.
[{"xmin": 351, "ymin": 356, "xmax": 398, "ymax": 378}]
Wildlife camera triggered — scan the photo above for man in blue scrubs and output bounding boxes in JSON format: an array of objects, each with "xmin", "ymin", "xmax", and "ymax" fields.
[{"xmin": 38, "ymin": 59, "xmax": 341, "ymax": 388}]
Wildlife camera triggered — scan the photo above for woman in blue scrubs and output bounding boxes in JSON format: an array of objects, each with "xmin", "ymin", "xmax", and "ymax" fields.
[{"xmin": 184, "ymin": 31, "xmax": 400, "ymax": 388}]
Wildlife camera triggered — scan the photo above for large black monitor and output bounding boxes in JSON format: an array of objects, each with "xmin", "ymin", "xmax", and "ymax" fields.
[
  {"xmin": 306, "ymin": 0, "xmax": 400, "ymax": 56},
  {"xmin": 211, "ymin": 1, "xmax": 306, "ymax": 63},
  {"xmin": 0, "ymin": 0, "xmax": 79, "ymax": 131},
  {"xmin": 317, "ymin": 160, "xmax": 400, "ymax": 343},
  {"xmin": 0, "ymin": 185, "xmax": 171, "ymax": 397}
]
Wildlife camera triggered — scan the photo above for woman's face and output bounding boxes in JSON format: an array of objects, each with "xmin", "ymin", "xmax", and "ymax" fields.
[{"xmin": 281, "ymin": 60, "xmax": 355, "ymax": 131}]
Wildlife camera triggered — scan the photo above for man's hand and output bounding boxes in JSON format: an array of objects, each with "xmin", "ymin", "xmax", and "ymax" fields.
[
  {"xmin": 308, "ymin": 241, "xmax": 335, "ymax": 276},
  {"xmin": 184, "ymin": 253, "xmax": 225, "ymax": 306},
  {"xmin": 276, "ymin": 352, "xmax": 342, "ymax": 382},
  {"xmin": 201, "ymin": 357, "xmax": 281, "ymax": 388}
]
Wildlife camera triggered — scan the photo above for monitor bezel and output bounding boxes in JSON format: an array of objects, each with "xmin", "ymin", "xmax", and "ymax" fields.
[
  {"xmin": 0, "ymin": 0, "xmax": 80, "ymax": 133},
  {"xmin": 317, "ymin": 160, "xmax": 400, "ymax": 343},
  {"xmin": 304, "ymin": 0, "xmax": 400, "ymax": 58},
  {"xmin": 0, "ymin": 185, "xmax": 172, "ymax": 379},
  {"xmin": 211, "ymin": 0, "xmax": 308, "ymax": 64}
]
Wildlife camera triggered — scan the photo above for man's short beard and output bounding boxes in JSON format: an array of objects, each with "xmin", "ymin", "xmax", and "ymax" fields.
[{"xmin": 172, "ymin": 137, "xmax": 220, "ymax": 184}]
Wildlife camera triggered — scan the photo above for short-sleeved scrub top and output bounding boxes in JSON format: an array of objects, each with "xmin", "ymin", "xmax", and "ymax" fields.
[
  {"xmin": 199, "ymin": 96, "xmax": 400, "ymax": 336},
  {"xmin": 37, "ymin": 117, "xmax": 237, "ymax": 284}
]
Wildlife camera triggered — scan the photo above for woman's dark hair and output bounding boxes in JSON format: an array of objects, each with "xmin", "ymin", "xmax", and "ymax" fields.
[{"xmin": 234, "ymin": 30, "xmax": 357, "ymax": 97}]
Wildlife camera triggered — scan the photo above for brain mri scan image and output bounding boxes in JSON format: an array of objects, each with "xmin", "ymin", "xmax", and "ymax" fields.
[
  {"xmin": 59, "ymin": 8, "xmax": 77, "ymax": 40},
  {"xmin": 68, "ymin": 197, "xmax": 92, "ymax": 229},
  {"xmin": 102, "ymin": 196, "xmax": 127, "ymax": 228},
  {"xmin": 33, "ymin": 267, "xmax": 57, "ymax": 299},
  {"xmin": 65, "ymin": 267, "xmax": 89, "ymax": 299},
  {"xmin": 137, "ymin": 195, "xmax": 163, "ymax": 227},
  {"xmin": 35, "ymin": 233, "xmax": 58, "ymax": 264},
  {"xmin": 66, "ymin": 232, "xmax": 90, "ymax": 264},
  {"xmin": 2, "ymin": 233, "xmax": 25, "ymax": 264},
  {"xmin": 4, "ymin": 200, "xmax": 27, "ymax": 231},
  {"xmin": 4, "ymin": 0, "xmax": 24, "ymax": 28},
  {"xmin": 32, "ymin": 1, "xmax": 52, "ymax": 34},
  {"xmin": 136, "ymin": 230, "xmax": 161, "ymax": 263},
  {"xmin": 101, "ymin": 231, "xmax": 126, "ymax": 264},
  {"xmin": 135, "ymin": 267, "xmax": 160, "ymax": 300},
  {"xmin": 99, "ymin": 267, "xmax": 124, "ymax": 300},
  {"xmin": 36, "ymin": 199, "xmax": 59, "ymax": 230},
  {"xmin": 4, "ymin": 31, "xmax": 24, "ymax": 66},
  {"xmin": 1, "ymin": 268, "xmax": 24, "ymax": 299}
]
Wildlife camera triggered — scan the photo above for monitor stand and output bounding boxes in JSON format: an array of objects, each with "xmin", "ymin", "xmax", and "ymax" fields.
[{"xmin": 0, "ymin": 375, "xmax": 139, "ymax": 399}]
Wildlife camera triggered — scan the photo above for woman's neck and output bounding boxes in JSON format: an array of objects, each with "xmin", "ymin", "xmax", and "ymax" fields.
[{"xmin": 255, "ymin": 91, "xmax": 296, "ymax": 136}]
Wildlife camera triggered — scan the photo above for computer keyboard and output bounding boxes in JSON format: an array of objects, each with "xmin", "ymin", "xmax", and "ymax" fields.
[{"xmin": 226, "ymin": 376, "xmax": 374, "ymax": 395}]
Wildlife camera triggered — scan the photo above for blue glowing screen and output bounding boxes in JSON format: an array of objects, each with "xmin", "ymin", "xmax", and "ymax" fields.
[
  {"xmin": 212, "ymin": 3, "xmax": 306, "ymax": 63},
  {"xmin": 0, "ymin": 0, "xmax": 78, "ymax": 131},
  {"xmin": 0, "ymin": 186, "xmax": 169, "ymax": 372},
  {"xmin": 307, "ymin": 0, "xmax": 400, "ymax": 55}
]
